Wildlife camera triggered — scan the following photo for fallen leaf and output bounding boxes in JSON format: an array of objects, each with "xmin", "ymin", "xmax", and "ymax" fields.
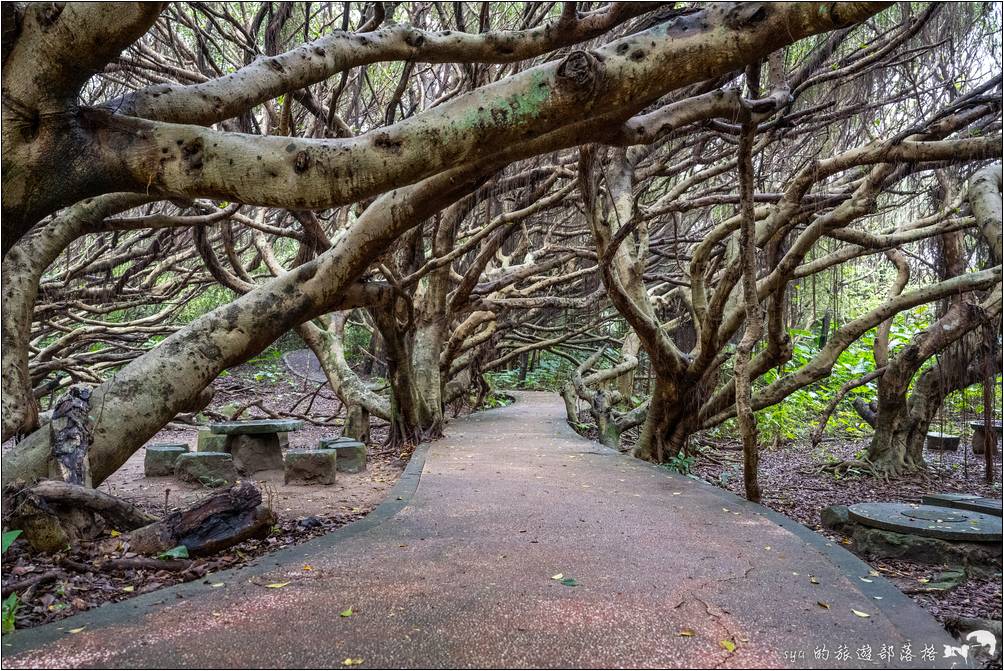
[
  {"xmin": 340, "ymin": 607, "xmax": 353, "ymax": 617},
  {"xmin": 122, "ymin": 586, "xmax": 135, "ymax": 593},
  {"xmin": 816, "ymin": 601, "xmax": 830, "ymax": 609},
  {"xmin": 809, "ymin": 576, "xmax": 820, "ymax": 585},
  {"xmin": 68, "ymin": 627, "xmax": 86, "ymax": 634},
  {"xmin": 265, "ymin": 581, "xmax": 290, "ymax": 589},
  {"xmin": 109, "ymin": 530, "xmax": 121, "ymax": 538},
  {"xmin": 677, "ymin": 629, "xmax": 695, "ymax": 637},
  {"xmin": 303, "ymin": 564, "xmax": 313, "ymax": 571},
  {"xmin": 852, "ymin": 609, "xmax": 871, "ymax": 618},
  {"xmin": 341, "ymin": 658, "xmax": 363, "ymax": 666},
  {"xmin": 211, "ymin": 583, "xmax": 225, "ymax": 588},
  {"xmin": 550, "ymin": 573, "xmax": 564, "ymax": 581},
  {"xmin": 720, "ymin": 639, "xmax": 736, "ymax": 653}
]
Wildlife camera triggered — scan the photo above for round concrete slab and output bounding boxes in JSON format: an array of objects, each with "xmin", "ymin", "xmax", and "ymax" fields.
[
  {"xmin": 209, "ymin": 419, "xmax": 304, "ymax": 435},
  {"xmin": 848, "ymin": 502, "xmax": 1002, "ymax": 542},
  {"xmin": 921, "ymin": 493, "xmax": 1002, "ymax": 517}
]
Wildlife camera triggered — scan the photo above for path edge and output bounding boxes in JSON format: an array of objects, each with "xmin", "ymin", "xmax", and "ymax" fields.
[{"xmin": 550, "ymin": 414, "xmax": 955, "ymax": 648}]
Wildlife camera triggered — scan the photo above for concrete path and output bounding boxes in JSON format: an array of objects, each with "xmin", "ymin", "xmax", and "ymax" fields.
[{"xmin": 3, "ymin": 392, "xmax": 957, "ymax": 669}]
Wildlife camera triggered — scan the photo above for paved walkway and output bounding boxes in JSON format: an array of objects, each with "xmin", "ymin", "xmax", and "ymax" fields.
[{"xmin": 4, "ymin": 392, "xmax": 955, "ymax": 669}]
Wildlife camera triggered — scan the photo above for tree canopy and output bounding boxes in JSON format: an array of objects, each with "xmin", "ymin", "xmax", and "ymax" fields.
[{"xmin": 2, "ymin": 2, "xmax": 1001, "ymax": 497}]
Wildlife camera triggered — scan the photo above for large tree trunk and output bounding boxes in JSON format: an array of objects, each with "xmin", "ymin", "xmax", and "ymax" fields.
[
  {"xmin": 864, "ymin": 333, "xmax": 1001, "ymax": 475},
  {"xmin": 633, "ymin": 380, "xmax": 700, "ymax": 462},
  {"xmin": 864, "ymin": 395, "xmax": 928, "ymax": 475},
  {"xmin": 373, "ymin": 308, "xmax": 428, "ymax": 447}
]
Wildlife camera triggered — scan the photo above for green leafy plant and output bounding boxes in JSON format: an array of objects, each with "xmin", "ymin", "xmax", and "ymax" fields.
[
  {"xmin": 2, "ymin": 530, "xmax": 21, "ymax": 554},
  {"xmin": 665, "ymin": 451, "xmax": 697, "ymax": 475},
  {"xmin": 2, "ymin": 594, "xmax": 17, "ymax": 634},
  {"xmin": 157, "ymin": 545, "xmax": 190, "ymax": 560},
  {"xmin": 2, "ymin": 530, "xmax": 22, "ymax": 633}
]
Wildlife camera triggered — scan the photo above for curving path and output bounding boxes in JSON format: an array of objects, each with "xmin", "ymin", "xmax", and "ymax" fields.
[{"xmin": 3, "ymin": 392, "xmax": 955, "ymax": 669}]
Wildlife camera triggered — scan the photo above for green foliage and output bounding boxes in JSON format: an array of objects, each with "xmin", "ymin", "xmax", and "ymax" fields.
[
  {"xmin": 342, "ymin": 323, "xmax": 374, "ymax": 364},
  {"xmin": 486, "ymin": 352, "xmax": 574, "ymax": 392},
  {"xmin": 2, "ymin": 530, "xmax": 22, "ymax": 633},
  {"xmin": 480, "ymin": 391, "xmax": 514, "ymax": 410},
  {"xmin": 157, "ymin": 545, "xmax": 190, "ymax": 560},
  {"xmin": 2, "ymin": 530, "xmax": 21, "ymax": 554},
  {"xmin": 176, "ymin": 285, "xmax": 238, "ymax": 324},
  {"xmin": 2, "ymin": 594, "xmax": 17, "ymax": 635},
  {"xmin": 745, "ymin": 306, "xmax": 941, "ymax": 442},
  {"xmin": 664, "ymin": 451, "xmax": 697, "ymax": 475}
]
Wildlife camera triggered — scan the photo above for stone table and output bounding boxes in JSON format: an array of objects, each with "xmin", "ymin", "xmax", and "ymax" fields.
[
  {"xmin": 971, "ymin": 419, "xmax": 1002, "ymax": 455},
  {"xmin": 209, "ymin": 419, "xmax": 303, "ymax": 474},
  {"xmin": 848, "ymin": 502, "xmax": 1002, "ymax": 542},
  {"xmin": 921, "ymin": 493, "xmax": 1002, "ymax": 517}
]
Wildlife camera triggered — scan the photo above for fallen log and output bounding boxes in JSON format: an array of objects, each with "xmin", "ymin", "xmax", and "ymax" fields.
[
  {"xmin": 60, "ymin": 557, "xmax": 195, "ymax": 574},
  {"xmin": 1, "ymin": 570, "xmax": 60, "ymax": 598},
  {"xmin": 127, "ymin": 481, "xmax": 274, "ymax": 556},
  {"xmin": 25, "ymin": 481, "xmax": 157, "ymax": 529},
  {"xmin": 6, "ymin": 481, "xmax": 158, "ymax": 552}
]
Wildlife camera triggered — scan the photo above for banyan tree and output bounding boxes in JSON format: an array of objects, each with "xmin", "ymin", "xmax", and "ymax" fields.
[{"xmin": 2, "ymin": 2, "xmax": 1001, "ymax": 500}]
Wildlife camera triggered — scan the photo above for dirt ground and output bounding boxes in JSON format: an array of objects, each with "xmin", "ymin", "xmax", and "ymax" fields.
[
  {"xmin": 99, "ymin": 425, "xmax": 405, "ymax": 520},
  {"xmin": 2, "ymin": 360, "xmax": 411, "ymax": 631},
  {"xmin": 691, "ymin": 436, "xmax": 1003, "ymax": 626}
]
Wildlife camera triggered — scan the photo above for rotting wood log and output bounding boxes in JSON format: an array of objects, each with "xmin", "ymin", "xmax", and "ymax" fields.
[
  {"xmin": 5, "ymin": 480, "xmax": 156, "ymax": 552},
  {"xmin": 126, "ymin": 481, "xmax": 274, "ymax": 556},
  {"xmin": 25, "ymin": 481, "xmax": 158, "ymax": 530}
]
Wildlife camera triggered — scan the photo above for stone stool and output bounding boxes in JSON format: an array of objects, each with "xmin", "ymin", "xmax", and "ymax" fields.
[
  {"xmin": 284, "ymin": 450, "xmax": 337, "ymax": 485},
  {"xmin": 319, "ymin": 439, "xmax": 367, "ymax": 473},
  {"xmin": 144, "ymin": 444, "xmax": 189, "ymax": 476},
  {"xmin": 175, "ymin": 452, "xmax": 239, "ymax": 487}
]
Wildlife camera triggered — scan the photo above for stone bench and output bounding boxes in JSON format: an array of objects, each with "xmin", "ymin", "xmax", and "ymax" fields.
[
  {"xmin": 319, "ymin": 437, "xmax": 367, "ymax": 473},
  {"xmin": 174, "ymin": 452, "xmax": 239, "ymax": 487},
  {"xmin": 197, "ymin": 428, "xmax": 227, "ymax": 453},
  {"xmin": 208, "ymin": 419, "xmax": 304, "ymax": 474},
  {"xmin": 284, "ymin": 449, "xmax": 337, "ymax": 485},
  {"xmin": 144, "ymin": 444, "xmax": 189, "ymax": 477},
  {"xmin": 925, "ymin": 432, "xmax": 960, "ymax": 451},
  {"xmin": 970, "ymin": 419, "xmax": 1002, "ymax": 455}
]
